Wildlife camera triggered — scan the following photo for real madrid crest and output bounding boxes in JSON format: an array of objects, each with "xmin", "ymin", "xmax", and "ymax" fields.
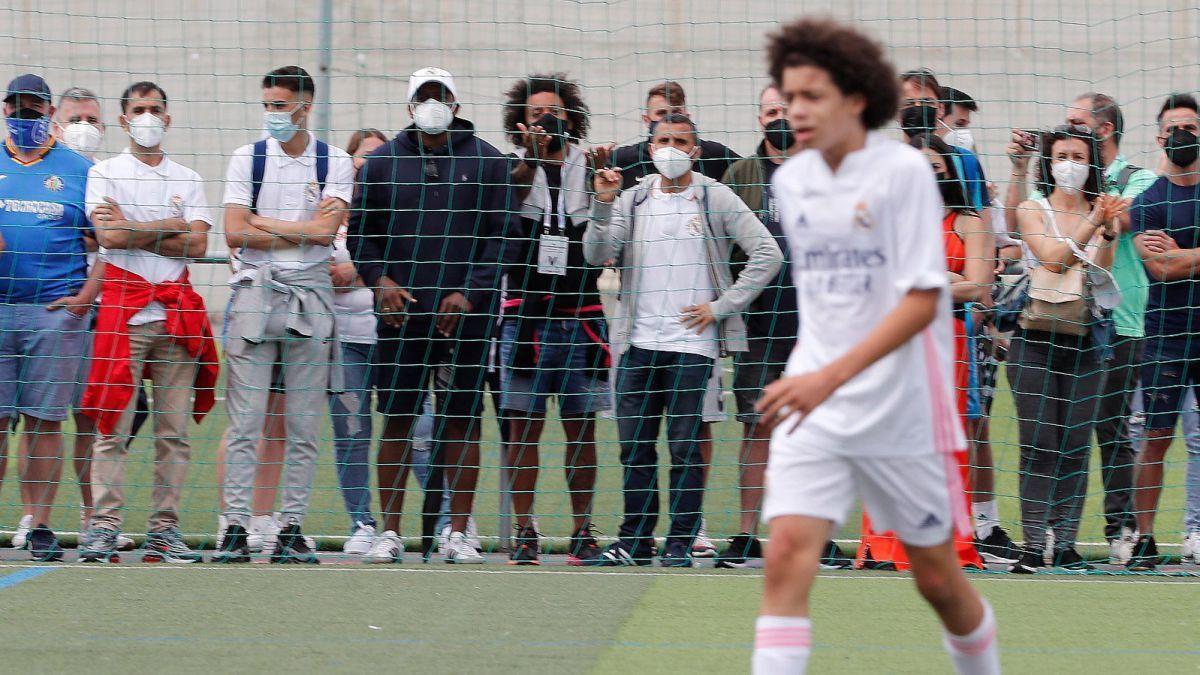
[
  {"xmin": 305, "ymin": 181, "xmax": 321, "ymax": 204},
  {"xmin": 853, "ymin": 200, "xmax": 873, "ymax": 229}
]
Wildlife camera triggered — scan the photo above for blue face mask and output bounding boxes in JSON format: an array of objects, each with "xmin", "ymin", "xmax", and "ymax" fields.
[
  {"xmin": 6, "ymin": 108, "xmax": 51, "ymax": 149},
  {"xmin": 263, "ymin": 109, "xmax": 301, "ymax": 143}
]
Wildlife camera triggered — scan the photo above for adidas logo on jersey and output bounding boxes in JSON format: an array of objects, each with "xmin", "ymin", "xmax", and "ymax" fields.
[{"xmin": 918, "ymin": 513, "xmax": 942, "ymax": 529}]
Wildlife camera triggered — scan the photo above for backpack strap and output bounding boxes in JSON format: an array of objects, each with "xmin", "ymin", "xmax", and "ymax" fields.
[
  {"xmin": 250, "ymin": 139, "xmax": 268, "ymax": 213},
  {"xmin": 315, "ymin": 140, "xmax": 329, "ymax": 194},
  {"xmin": 1114, "ymin": 163, "xmax": 1141, "ymax": 196}
]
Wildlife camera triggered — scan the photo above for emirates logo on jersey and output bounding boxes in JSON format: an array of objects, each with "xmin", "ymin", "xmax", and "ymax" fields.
[
  {"xmin": 853, "ymin": 201, "xmax": 872, "ymax": 229},
  {"xmin": 43, "ymin": 175, "xmax": 64, "ymax": 192}
]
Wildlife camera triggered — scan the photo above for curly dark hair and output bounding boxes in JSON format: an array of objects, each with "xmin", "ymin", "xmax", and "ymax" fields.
[
  {"xmin": 766, "ymin": 17, "xmax": 899, "ymax": 130},
  {"xmin": 1037, "ymin": 125, "xmax": 1103, "ymax": 204},
  {"xmin": 502, "ymin": 73, "xmax": 589, "ymax": 146}
]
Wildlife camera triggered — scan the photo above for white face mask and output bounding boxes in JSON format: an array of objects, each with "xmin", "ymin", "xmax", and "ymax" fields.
[
  {"xmin": 62, "ymin": 121, "xmax": 103, "ymax": 157},
  {"xmin": 652, "ymin": 146, "xmax": 694, "ymax": 180},
  {"xmin": 412, "ymin": 99, "xmax": 453, "ymax": 135},
  {"xmin": 944, "ymin": 126, "xmax": 974, "ymax": 151},
  {"xmin": 126, "ymin": 112, "xmax": 165, "ymax": 148},
  {"xmin": 1051, "ymin": 159, "xmax": 1089, "ymax": 193}
]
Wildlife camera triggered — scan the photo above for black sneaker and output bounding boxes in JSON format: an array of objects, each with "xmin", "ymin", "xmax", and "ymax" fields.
[
  {"xmin": 1051, "ymin": 546, "xmax": 1094, "ymax": 571},
  {"xmin": 821, "ymin": 540, "xmax": 853, "ymax": 569},
  {"xmin": 508, "ymin": 525, "xmax": 540, "ymax": 566},
  {"xmin": 567, "ymin": 524, "xmax": 603, "ymax": 566},
  {"xmin": 1008, "ymin": 548, "xmax": 1044, "ymax": 574},
  {"xmin": 1126, "ymin": 535, "xmax": 1160, "ymax": 572},
  {"xmin": 78, "ymin": 527, "xmax": 121, "ymax": 563},
  {"xmin": 211, "ymin": 524, "xmax": 251, "ymax": 564},
  {"xmin": 660, "ymin": 540, "xmax": 694, "ymax": 568},
  {"xmin": 271, "ymin": 523, "xmax": 320, "ymax": 564},
  {"xmin": 27, "ymin": 525, "xmax": 63, "ymax": 562},
  {"xmin": 974, "ymin": 526, "xmax": 1021, "ymax": 564},
  {"xmin": 715, "ymin": 533, "xmax": 764, "ymax": 569},
  {"xmin": 583, "ymin": 540, "xmax": 654, "ymax": 567}
]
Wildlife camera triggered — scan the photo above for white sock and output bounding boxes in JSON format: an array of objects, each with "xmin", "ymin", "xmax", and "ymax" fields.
[
  {"xmin": 973, "ymin": 500, "xmax": 1000, "ymax": 539},
  {"xmin": 752, "ymin": 616, "xmax": 811, "ymax": 674},
  {"xmin": 943, "ymin": 599, "xmax": 1000, "ymax": 675}
]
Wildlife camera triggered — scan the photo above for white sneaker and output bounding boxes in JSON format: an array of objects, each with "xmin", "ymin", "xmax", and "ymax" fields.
[
  {"xmin": 692, "ymin": 519, "xmax": 718, "ymax": 558},
  {"xmin": 247, "ymin": 514, "xmax": 279, "ymax": 553},
  {"xmin": 11, "ymin": 514, "xmax": 32, "ymax": 549},
  {"xmin": 438, "ymin": 523, "xmax": 451, "ymax": 554},
  {"xmin": 344, "ymin": 522, "xmax": 376, "ymax": 555},
  {"xmin": 444, "ymin": 531, "xmax": 485, "ymax": 564},
  {"xmin": 1183, "ymin": 531, "xmax": 1200, "ymax": 564},
  {"xmin": 216, "ymin": 515, "xmax": 228, "ymax": 549},
  {"xmin": 80, "ymin": 510, "xmax": 134, "ymax": 551},
  {"xmin": 1109, "ymin": 526, "xmax": 1136, "ymax": 565},
  {"xmin": 465, "ymin": 516, "xmax": 482, "ymax": 552},
  {"xmin": 365, "ymin": 530, "xmax": 402, "ymax": 564}
]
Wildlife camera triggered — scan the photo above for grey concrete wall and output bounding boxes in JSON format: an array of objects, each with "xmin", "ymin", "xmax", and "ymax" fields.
[{"xmin": 2, "ymin": 0, "xmax": 1196, "ymax": 299}]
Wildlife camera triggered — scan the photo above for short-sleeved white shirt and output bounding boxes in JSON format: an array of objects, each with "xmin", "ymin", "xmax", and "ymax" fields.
[
  {"xmin": 87, "ymin": 150, "xmax": 213, "ymax": 325},
  {"xmin": 771, "ymin": 132, "xmax": 964, "ymax": 457},
  {"xmin": 222, "ymin": 134, "xmax": 355, "ymax": 270}
]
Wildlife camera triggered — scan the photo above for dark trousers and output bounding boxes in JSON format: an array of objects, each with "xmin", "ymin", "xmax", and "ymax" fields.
[
  {"xmin": 1092, "ymin": 336, "xmax": 1139, "ymax": 539},
  {"xmin": 1007, "ymin": 330, "xmax": 1105, "ymax": 550},
  {"xmin": 614, "ymin": 346, "xmax": 713, "ymax": 554}
]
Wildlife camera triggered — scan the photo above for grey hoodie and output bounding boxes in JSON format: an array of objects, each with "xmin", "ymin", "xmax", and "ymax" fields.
[{"xmin": 583, "ymin": 172, "xmax": 783, "ymax": 356}]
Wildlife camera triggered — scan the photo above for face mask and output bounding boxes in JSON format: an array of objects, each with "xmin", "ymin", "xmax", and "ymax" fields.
[
  {"xmin": 763, "ymin": 118, "xmax": 795, "ymax": 152},
  {"xmin": 263, "ymin": 107, "xmax": 301, "ymax": 143},
  {"xmin": 1165, "ymin": 128, "xmax": 1200, "ymax": 168},
  {"xmin": 652, "ymin": 146, "xmax": 694, "ymax": 180},
  {"xmin": 62, "ymin": 121, "xmax": 103, "ymax": 157},
  {"xmin": 6, "ymin": 108, "xmax": 51, "ymax": 149},
  {"xmin": 943, "ymin": 124, "xmax": 974, "ymax": 150},
  {"xmin": 532, "ymin": 112, "xmax": 569, "ymax": 154},
  {"xmin": 900, "ymin": 105, "xmax": 938, "ymax": 137},
  {"xmin": 935, "ymin": 171, "xmax": 963, "ymax": 208},
  {"xmin": 126, "ymin": 112, "xmax": 165, "ymax": 148},
  {"xmin": 1051, "ymin": 159, "xmax": 1089, "ymax": 194},
  {"xmin": 412, "ymin": 99, "xmax": 453, "ymax": 135}
]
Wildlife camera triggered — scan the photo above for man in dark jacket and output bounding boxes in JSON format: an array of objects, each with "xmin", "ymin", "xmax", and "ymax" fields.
[
  {"xmin": 347, "ymin": 67, "xmax": 519, "ymax": 564},
  {"xmin": 611, "ymin": 81, "xmax": 741, "ymax": 190}
]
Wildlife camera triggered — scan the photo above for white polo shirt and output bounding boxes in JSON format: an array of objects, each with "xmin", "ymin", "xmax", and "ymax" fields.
[
  {"xmin": 86, "ymin": 149, "xmax": 213, "ymax": 325},
  {"xmin": 222, "ymin": 134, "xmax": 354, "ymax": 270},
  {"xmin": 772, "ymin": 132, "xmax": 963, "ymax": 458}
]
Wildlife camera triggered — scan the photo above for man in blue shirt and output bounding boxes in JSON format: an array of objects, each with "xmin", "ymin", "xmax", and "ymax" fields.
[
  {"xmin": 0, "ymin": 73, "xmax": 98, "ymax": 561},
  {"xmin": 1128, "ymin": 93, "xmax": 1200, "ymax": 571}
]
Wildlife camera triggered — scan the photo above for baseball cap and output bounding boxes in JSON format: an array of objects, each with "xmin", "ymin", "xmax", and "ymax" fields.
[
  {"xmin": 406, "ymin": 67, "xmax": 457, "ymax": 102},
  {"xmin": 5, "ymin": 74, "xmax": 51, "ymax": 104}
]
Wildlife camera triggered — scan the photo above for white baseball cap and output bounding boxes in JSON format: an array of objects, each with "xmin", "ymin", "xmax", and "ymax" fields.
[{"xmin": 407, "ymin": 67, "xmax": 458, "ymax": 102}]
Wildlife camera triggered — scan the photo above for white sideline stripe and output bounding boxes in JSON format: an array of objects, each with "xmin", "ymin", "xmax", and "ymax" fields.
[{"xmin": 0, "ymin": 563, "xmax": 1196, "ymax": 584}]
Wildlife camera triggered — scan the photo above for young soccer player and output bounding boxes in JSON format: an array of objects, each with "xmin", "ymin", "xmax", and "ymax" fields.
[{"xmin": 751, "ymin": 18, "xmax": 1000, "ymax": 674}]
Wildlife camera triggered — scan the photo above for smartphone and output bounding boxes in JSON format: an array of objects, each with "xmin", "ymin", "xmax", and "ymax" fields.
[{"xmin": 1018, "ymin": 129, "xmax": 1040, "ymax": 151}]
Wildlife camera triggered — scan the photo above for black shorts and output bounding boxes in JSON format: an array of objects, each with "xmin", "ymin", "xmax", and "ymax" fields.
[
  {"xmin": 373, "ymin": 317, "xmax": 493, "ymax": 419},
  {"xmin": 733, "ymin": 335, "xmax": 795, "ymax": 424}
]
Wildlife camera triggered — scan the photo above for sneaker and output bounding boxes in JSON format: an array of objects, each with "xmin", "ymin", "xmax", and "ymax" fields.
[
  {"xmin": 508, "ymin": 525, "xmax": 540, "ymax": 566},
  {"xmin": 1051, "ymin": 546, "xmax": 1093, "ymax": 571},
  {"xmin": 28, "ymin": 525, "xmax": 64, "ymax": 562},
  {"xmin": 691, "ymin": 520, "xmax": 718, "ymax": 558},
  {"xmin": 11, "ymin": 514, "xmax": 32, "ymax": 549},
  {"xmin": 364, "ymin": 530, "xmax": 402, "ymax": 564},
  {"xmin": 1108, "ymin": 526, "xmax": 1136, "ymax": 565},
  {"xmin": 78, "ymin": 527, "xmax": 120, "ymax": 563},
  {"xmin": 715, "ymin": 533, "xmax": 764, "ymax": 569},
  {"xmin": 343, "ymin": 522, "xmax": 376, "ymax": 556},
  {"xmin": 211, "ymin": 524, "xmax": 251, "ymax": 564},
  {"xmin": 974, "ymin": 526, "xmax": 1021, "ymax": 564},
  {"xmin": 80, "ymin": 509, "xmax": 134, "ymax": 551},
  {"xmin": 567, "ymin": 524, "xmax": 603, "ymax": 566},
  {"xmin": 1126, "ymin": 535, "xmax": 1160, "ymax": 572},
  {"xmin": 444, "ymin": 531, "xmax": 485, "ymax": 564},
  {"xmin": 143, "ymin": 529, "xmax": 202, "ymax": 564},
  {"xmin": 1008, "ymin": 548, "xmax": 1045, "ymax": 574},
  {"xmin": 247, "ymin": 514, "xmax": 280, "ymax": 553},
  {"xmin": 271, "ymin": 524, "xmax": 320, "ymax": 564},
  {"xmin": 661, "ymin": 540, "xmax": 695, "ymax": 568},
  {"xmin": 821, "ymin": 541, "xmax": 853, "ymax": 570},
  {"xmin": 465, "ymin": 516, "xmax": 483, "ymax": 553},
  {"xmin": 583, "ymin": 540, "xmax": 654, "ymax": 567},
  {"xmin": 1183, "ymin": 531, "xmax": 1200, "ymax": 565}
]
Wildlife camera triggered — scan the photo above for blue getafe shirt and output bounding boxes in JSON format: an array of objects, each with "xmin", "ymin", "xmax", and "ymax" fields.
[{"xmin": 0, "ymin": 139, "xmax": 91, "ymax": 304}]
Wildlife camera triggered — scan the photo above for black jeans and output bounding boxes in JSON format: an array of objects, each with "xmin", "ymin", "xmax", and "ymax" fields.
[
  {"xmin": 1007, "ymin": 329, "xmax": 1105, "ymax": 551},
  {"xmin": 1092, "ymin": 336, "xmax": 1139, "ymax": 539},
  {"xmin": 614, "ymin": 346, "xmax": 713, "ymax": 554}
]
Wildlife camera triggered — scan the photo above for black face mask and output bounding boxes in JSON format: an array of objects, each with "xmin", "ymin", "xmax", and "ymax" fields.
[
  {"xmin": 901, "ymin": 105, "xmax": 938, "ymax": 137},
  {"xmin": 763, "ymin": 118, "xmax": 795, "ymax": 152},
  {"xmin": 1165, "ymin": 128, "xmax": 1199, "ymax": 168},
  {"xmin": 533, "ymin": 113, "xmax": 569, "ymax": 154}
]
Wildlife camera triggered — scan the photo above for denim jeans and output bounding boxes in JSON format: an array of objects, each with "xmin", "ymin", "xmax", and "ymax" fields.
[
  {"xmin": 1128, "ymin": 384, "xmax": 1200, "ymax": 533},
  {"xmin": 329, "ymin": 341, "xmax": 377, "ymax": 531},
  {"xmin": 409, "ymin": 395, "xmax": 451, "ymax": 533},
  {"xmin": 614, "ymin": 346, "xmax": 713, "ymax": 554}
]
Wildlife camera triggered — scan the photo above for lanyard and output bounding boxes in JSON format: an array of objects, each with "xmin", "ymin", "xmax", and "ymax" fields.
[{"xmin": 540, "ymin": 172, "xmax": 568, "ymax": 236}]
